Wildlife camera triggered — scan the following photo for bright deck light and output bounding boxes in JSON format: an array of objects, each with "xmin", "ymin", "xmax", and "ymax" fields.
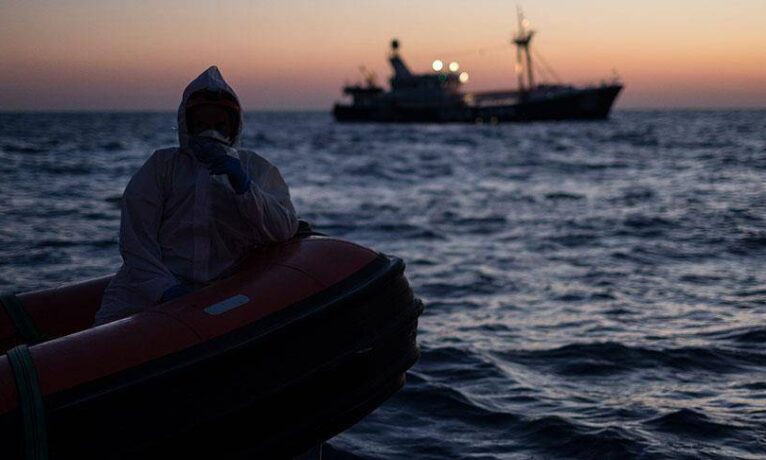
[
  {"xmin": 459, "ymin": 72, "xmax": 469, "ymax": 83},
  {"xmin": 449, "ymin": 62, "xmax": 460, "ymax": 72},
  {"xmin": 432, "ymin": 60, "xmax": 444, "ymax": 71}
]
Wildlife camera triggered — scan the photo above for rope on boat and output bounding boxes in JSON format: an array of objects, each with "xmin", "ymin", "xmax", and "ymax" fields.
[{"xmin": 7, "ymin": 344, "xmax": 49, "ymax": 460}]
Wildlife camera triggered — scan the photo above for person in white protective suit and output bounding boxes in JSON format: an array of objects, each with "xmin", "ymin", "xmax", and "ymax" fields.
[{"xmin": 96, "ymin": 66, "xmax": 298, "ymax": 325}]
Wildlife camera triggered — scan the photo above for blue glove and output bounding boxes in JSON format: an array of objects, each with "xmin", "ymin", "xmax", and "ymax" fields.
[
  {"xmin": 160, "ymin": 284, "xmax": 191, "ymax": 303},
  {"xmin": 208, "ymin": 155, "xmax": 251, "ymax": 194}
]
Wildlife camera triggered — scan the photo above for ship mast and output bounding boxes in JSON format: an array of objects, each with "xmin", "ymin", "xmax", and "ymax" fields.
[{"xmin": 513, "ymin": 6, "xmax": 535, "ymax": 93}]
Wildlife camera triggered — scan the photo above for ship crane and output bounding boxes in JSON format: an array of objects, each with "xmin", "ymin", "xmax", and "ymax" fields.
[
  {"xmin": 513, "ymin": 6, "xmax": 535, "ymax": 93},
  {"xmin": 358, "ymin": 66, "xmax": 378, "ymax": 88}
]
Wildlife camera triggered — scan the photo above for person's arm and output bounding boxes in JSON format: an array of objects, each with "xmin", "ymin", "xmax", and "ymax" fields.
[
  {"xmin": 232, "ymin": 153, "xmax": 299, "ymax": 244},
  {"xmin": 118, "ymin": 151, "xmax": 182, "ymax": 305}
]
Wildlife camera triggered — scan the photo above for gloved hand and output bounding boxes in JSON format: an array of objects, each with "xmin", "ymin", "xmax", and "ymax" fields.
[
  {"xmin": 208, "ymin": 155, "xmax": 251, "ymax": 194},
  {"xmin": 160, "ymin": 284, "xmax": 191, "ymax": 303},
  {"xmin": 189, "ymin": 136, "xmax": 229, "ymax": 163}
]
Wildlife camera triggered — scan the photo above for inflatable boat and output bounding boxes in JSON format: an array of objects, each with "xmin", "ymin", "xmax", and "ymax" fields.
[{"xmin": 0, "ymin": 236, "xmax": 423, "ymax": 459}]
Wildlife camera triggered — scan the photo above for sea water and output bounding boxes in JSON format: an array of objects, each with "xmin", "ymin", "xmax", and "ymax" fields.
[{"xmin": 1, "ymin": 110, "xmax": 765, "ymax": 459}]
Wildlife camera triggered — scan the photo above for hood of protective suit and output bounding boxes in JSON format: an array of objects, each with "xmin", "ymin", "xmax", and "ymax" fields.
[{"xmin": 177, "ymin": 66, "xmax": 244, "ymax": 150}]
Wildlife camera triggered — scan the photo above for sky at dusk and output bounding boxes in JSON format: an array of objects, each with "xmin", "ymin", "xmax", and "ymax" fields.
[{"xmin": 1, "ymin": 0, "xmax": 765, "ymax": 110}]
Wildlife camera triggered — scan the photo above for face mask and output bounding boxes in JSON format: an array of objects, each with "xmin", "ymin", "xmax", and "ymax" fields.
[{"xmin": 198, "ymin": 129, "xmax": 231, "ymax": 145}]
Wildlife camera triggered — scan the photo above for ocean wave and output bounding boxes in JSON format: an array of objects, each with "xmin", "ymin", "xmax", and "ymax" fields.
[
  {"xmin": 696, "ymin": 326, "xmax": 766, "ymax": 344},
  {"xmin": 728, "ymin": 231, "xmax": 766, "ymax": 254},
  {"xmin": 1, "ymin": 142, "xmax": 50, "ymax": 154},
  {"xmin": 519, "ymin": 416, "xmax": 643, "ymax": 460},
  {"xmin": 100, "ymin": 141, "xmax": 126, "ymax": 151},
  {"xmin": 499, "ymin": 341, "xmax": 766, "ymax": 376},
  {"xmin": 399, "ymin": 372, "xmax": 521, "ymax": 428},
  {"xmin": 643, "ymin": 408, "xmax": 741, "ymax": 439},
  {"xmin": 32, "ymin": 239, "xmax": 115, "ymax": 249},
  {"xmin": 544, "ymin": 191, "xmax": 585, "ymax": 201},
  {"xmin": 607, "ymin": 129, "xmax": 659, "ymax": 147}
]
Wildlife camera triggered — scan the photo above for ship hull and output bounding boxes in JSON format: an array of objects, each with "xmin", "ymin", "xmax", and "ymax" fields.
[{"xmin": 334, "ymin": 84, "xmax": 622, "ymax": 123}]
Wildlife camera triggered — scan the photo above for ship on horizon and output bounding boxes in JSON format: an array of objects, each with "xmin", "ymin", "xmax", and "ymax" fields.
[{"xmin": 333, "ymin": 10, "xmax": 623, "ymax": 123}]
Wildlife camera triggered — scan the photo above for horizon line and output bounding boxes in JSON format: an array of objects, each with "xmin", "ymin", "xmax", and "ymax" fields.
[{"xmin": 2, "ymin": 107, "xmax": 766, "ymax": 114}]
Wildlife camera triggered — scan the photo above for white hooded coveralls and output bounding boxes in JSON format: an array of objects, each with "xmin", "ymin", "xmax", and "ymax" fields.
[{"xmin": 96, "ymin": 66, "xmax": 298, "ymax": 324}]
